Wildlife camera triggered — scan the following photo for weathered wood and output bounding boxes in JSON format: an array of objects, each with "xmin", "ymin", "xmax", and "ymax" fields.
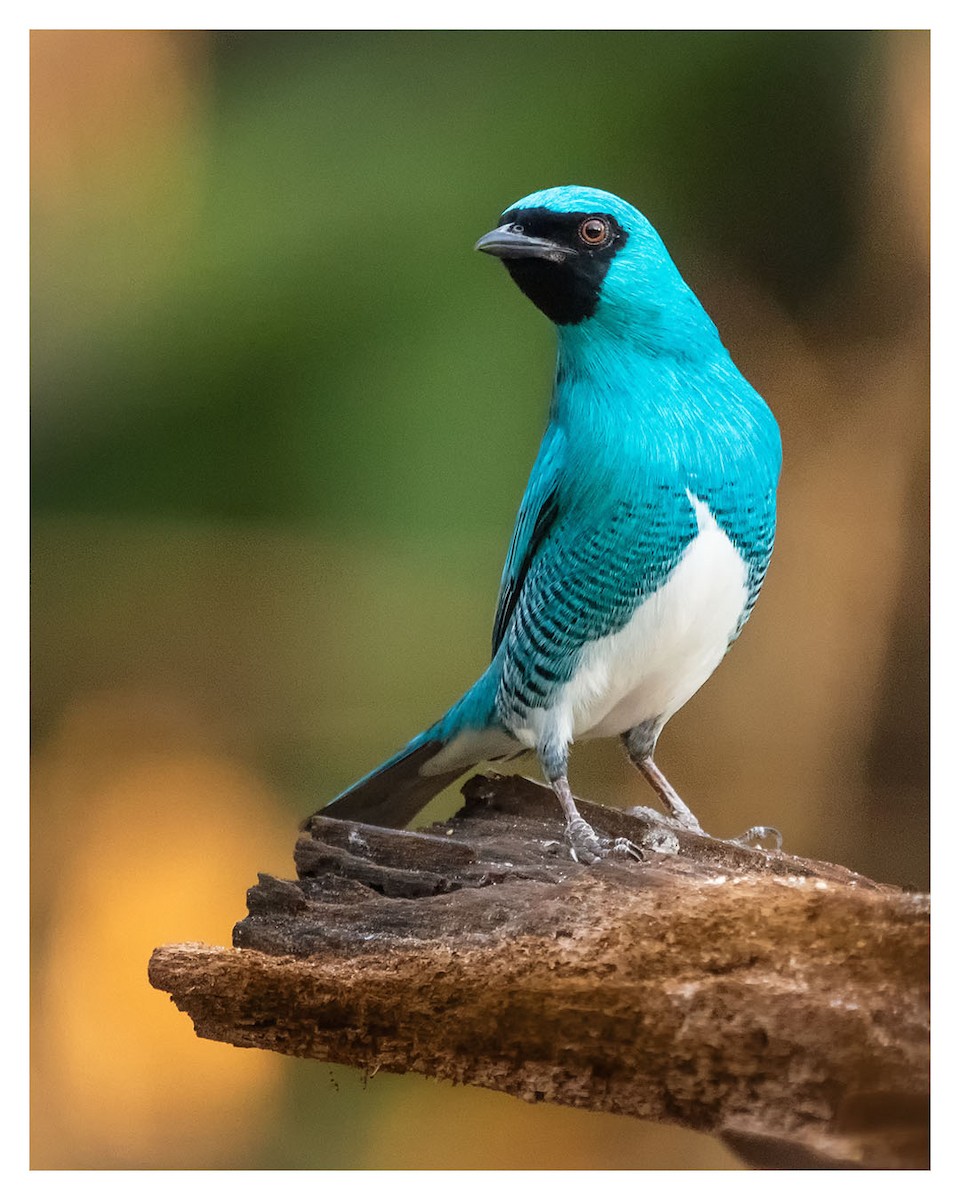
[{"xmin": 148, "ymin": 772, "xmax": 929, "ymax": 1170}]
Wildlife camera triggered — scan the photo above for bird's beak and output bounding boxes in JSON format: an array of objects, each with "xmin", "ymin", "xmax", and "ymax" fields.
[{"xmin": 474, "ymin": 225, "xmax": 572, "ymax": 264}]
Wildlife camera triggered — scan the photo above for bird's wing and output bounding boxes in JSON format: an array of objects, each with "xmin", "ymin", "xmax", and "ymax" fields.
[
  {"xmin": 493, "ymin": 478, "xmax": 705, "ymax": 723},
  {"xmin": 491, "ymin": 421, "xmax": 566, "ymax": 657}
]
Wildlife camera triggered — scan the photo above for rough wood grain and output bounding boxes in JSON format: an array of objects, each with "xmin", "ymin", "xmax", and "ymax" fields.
[{"xmin": 148, "ymin": 772, "xmax": 929, "ymax": 1170}]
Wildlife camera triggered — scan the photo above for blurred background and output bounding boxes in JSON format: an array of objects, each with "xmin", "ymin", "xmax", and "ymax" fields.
[{"xmin": 31, "ymin": 29, "xmax": 929, "ymax": 1170}]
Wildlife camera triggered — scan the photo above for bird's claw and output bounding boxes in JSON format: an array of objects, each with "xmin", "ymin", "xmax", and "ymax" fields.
[
  {"xmin": 640, "ymin": 826, "xmax": 681, "ymax": 856},
  {"xmin": 607, "ymin": 836, "xmax": 644, "ymax": 861},
  {"xmin": 731, "ymin": 824, "xmax": 783, "ymax": 851},
  {"xmin": 625, "ymin": 803, "xmax": 704, "ymax": 836},
  {"xmin": 565, "ymin": 818, "xmax": 642, "ymax": 864},
  {"xmin": 565, "ymin": 816, "xmax": 603, "ymax": 863}
]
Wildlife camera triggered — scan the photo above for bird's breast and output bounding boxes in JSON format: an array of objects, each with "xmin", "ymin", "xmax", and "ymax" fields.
[{"xmin": 514, "ymin": 493, "xmax": 750, "ymax": 748}]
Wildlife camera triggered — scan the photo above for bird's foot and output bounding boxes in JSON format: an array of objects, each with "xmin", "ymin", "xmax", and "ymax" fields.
[
  {"xmin": 546, "ymin": 772, "xmax": 642, "ymax": 863},
  {"xmin": 564, "ymin": 816, "xmax": 642, "ymax": 864},
  {"xmin": 606, "ymin": 836, "xmax": 644, "ymax": 861},
  {"xmin": 658, "ymin": 808, "xmax": 705, "ymax": 836},
  {"xmin": 625, "ymin": 803, "xmax": 705, "ymax": 834},
  {"xmin": 632, "ymin": 755, "xmax": 783, "ymax": 850},
  {"xmin": 626, "ymin": 803, "xmax": 781, "ymax": 852},
  {"xmin": 730, "ymin": 824, "xmax": 783, "ymax": 851},
  {"xmin": 564, "ymin": 816, "xmax": 602, "ymax": 863},
  {"xmin": 629, "ymin": 755, "xmax": 709, "ymax": 834}
]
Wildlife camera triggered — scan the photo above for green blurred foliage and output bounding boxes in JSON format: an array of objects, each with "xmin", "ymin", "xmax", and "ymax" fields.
[{"xmin": 32, "ymin": 30, "xmax": 876, "ymax": 531}]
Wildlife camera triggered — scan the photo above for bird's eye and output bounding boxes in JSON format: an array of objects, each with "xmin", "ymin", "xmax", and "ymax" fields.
[{"xmin": 578, "ymin": 217, "xmax": 609, "ymax": 246}]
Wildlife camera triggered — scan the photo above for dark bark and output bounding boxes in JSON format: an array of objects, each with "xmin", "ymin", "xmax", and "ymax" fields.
[{"xmin": 148, "ymin": 772, "xmax": 929, "ymax": 1170}]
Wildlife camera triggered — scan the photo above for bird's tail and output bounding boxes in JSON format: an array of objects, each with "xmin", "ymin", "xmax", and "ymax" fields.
[
  {"xmin": 316, "ymin": 729, "xmax": 468, "ymax": 829},
  {"xmin": 315, "ymin": 666, "xmax": 512, "ymax": 830}
]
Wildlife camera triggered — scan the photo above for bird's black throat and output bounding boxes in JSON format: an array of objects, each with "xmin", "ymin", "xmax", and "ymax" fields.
[{"xmin": 499, "ymin": 207, "xmax": 628, "ymax": 325}]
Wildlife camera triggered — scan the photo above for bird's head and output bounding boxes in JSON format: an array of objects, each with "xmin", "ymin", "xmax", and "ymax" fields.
[{"xmin": 476, "ymin": 185, "xmax": 716, "ymax": 354}]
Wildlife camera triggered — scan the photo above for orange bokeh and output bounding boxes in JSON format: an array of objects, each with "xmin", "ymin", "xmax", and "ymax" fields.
[{"xmin": 31, "ymin": 693, "xmax": 291, "ymax": 1168}]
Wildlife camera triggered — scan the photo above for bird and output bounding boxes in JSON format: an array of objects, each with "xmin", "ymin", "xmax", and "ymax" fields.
[{"xmin": 318, "ymin": 185, "xmax": 782, "ymax": 861}]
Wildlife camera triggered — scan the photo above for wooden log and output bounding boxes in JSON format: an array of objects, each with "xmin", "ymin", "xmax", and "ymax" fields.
[{"xmin": 148, "ymin": 772, "xmax": 929, "ymax": 1169}]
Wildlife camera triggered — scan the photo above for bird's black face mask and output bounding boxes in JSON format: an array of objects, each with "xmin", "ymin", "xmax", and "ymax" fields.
[{"xmin": 475, "ymin": 207, "xmax": 629, "ymax": 325}]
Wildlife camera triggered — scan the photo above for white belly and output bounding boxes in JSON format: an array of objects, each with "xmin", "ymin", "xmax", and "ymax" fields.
[{"xmin": 518, "ymin": 493, "xmax": 749, "ymax": 749}]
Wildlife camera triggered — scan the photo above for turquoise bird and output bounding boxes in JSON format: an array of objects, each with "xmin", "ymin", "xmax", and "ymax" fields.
[{"xmin": 321, "ymin": 185, "xmax": 781, "ymax": 860}]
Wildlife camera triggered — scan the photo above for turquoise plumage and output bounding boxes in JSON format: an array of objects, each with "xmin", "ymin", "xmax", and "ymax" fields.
[{"xmin": 320, "ymin": 186, "xmax": 781, "ymax": 859}]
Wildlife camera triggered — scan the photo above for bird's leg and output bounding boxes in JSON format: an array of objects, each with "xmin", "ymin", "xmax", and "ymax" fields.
[
  {"xmin": 636, "ymin": 754, "xmax": 706, "ymax": 834},
  {"xmin": 551, "ymin": 774, "xmax": 604, "ymax": 863},
  {"xmin": 622, "ymin": 725, "xmax": 782, "ymax": 848},
  {"xmin": 621, "ymin": 723, "xmax": 705, "ymax": 834},
  {"xmin": 639, "ymin": 758, "xmax": 782, "ymax": 848},
  {"xmin": 541, "ymin": 741, "xmax": 639, "ymax": 863}
]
